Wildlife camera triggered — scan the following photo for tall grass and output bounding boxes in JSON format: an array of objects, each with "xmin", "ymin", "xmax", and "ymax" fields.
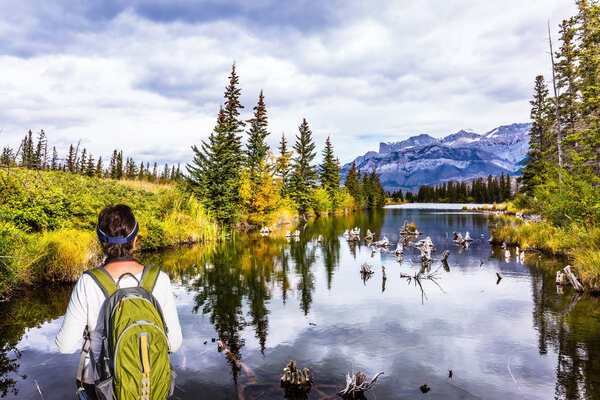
[
  {"xmin": 0, "ymin": 168, "xmax": 222, "ymax": 297},
  {"xmin": 490, "ymin": 217, "xmax": 600, "ymax": 292}
]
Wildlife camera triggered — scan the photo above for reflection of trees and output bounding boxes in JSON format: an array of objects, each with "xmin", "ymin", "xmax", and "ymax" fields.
[
  {"xmin": 0, "ymin": 285, "xmax": 72, "ymax": 397},
  {"xmin": 189, "ymin": 238, "xmax": 275, "ymax": 382},
  {"xmin": 290, "ymin": 240, "xmax": 316, "ymax": 315},
  {"xmin": 530, "ymin": 270, "xmax": 600, "ymax": 399}
]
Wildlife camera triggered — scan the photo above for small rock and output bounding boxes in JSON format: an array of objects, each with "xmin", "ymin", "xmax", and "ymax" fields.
[{"xmin": 420, "ymin": 383, "xmax": 430, "ymax": 393}]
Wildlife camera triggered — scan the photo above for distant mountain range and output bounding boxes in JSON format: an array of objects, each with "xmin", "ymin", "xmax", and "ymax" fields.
[{"xmin": 343, "ymin": 123, "xmax": 532, "ymax": 192}]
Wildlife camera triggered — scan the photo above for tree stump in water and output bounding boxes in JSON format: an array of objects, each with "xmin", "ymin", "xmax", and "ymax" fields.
[
  {"xmin": 337, "ymin": 371, "xmax": 384, "ymax": 398},
  {"xmin": 441, "ymin": 250, "xmax": 450, "ymax": 263},
  {"xmin": 563, "ymin": 265, "xmax": 585, "ymax": 292},
  {"xmin": 280, "ymin": 360, "xmax": 313, "ymax": 396}
]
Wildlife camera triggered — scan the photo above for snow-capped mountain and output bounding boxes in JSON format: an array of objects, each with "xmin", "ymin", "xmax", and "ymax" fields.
[{"xmin": 343, "ymin": 123, "xmax": 531, "ymax": 192}]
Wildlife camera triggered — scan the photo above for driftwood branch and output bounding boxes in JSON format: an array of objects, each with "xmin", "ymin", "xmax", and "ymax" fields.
[
  {"xmin": 563, "ymin": 265, "xmax": 584, "ymax": 292},
  {"xmin": 337, "ymin": 371, "xmax": 384, "ymax": 398}
]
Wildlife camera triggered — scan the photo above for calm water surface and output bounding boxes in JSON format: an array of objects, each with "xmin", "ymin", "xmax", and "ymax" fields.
[{"xmin": 1, "ymin": 206, "xmax": 599, "ymax": 399}]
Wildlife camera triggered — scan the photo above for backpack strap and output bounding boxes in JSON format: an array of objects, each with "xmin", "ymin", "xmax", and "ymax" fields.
[
  {"xmin": 140, "ymin": 265, "xmax": 161, "ymax": 293},
  {"xmin": 84, "ymin": 267, "xmax": 117, "ymax": 297}
]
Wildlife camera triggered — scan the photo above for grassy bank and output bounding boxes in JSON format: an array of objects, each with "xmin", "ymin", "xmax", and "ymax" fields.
[
  {"xmin": 0, "ymin": 168, "xmax": 221, "ymax": 297},
  {"xmin": 490, "ymin": 215, "xmax": 600, "ymax": 294}
]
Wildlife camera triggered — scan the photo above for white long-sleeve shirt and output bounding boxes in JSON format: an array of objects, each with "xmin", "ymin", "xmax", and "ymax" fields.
[{"xmin": 55, "ymin": 269, "xmax": 182, "ymax": 384}]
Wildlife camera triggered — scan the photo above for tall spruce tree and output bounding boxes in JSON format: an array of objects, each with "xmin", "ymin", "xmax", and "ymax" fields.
[
  {"xmin": 575, "ymin": 0, "xmax": 600, "ymax": 172},
  {"xmin": 556, "ymin": 18, "xmax": 579, "ymax": 147},
  {"xmin": 289, "ymin": 118, "xmax": 317, "ymax": 216},
  {"xmin": 344, "ymin": 161, "xmax": 363, "ymax": 208},
  {"xmin": 188, "ymin": 108, "xmax": 243, "ymax": 226},
  {"xmin": 275, "ymin": 133, "xmax": 293, "ymax": 196},
  {"xmin": 521, "ymin": 75, "xmax": 554, "ymax": 194},
  {"xmin": 187, "ymin": 64, "xmax": 246, "ymax": 226},
  {"xmin": 319, "ymin": 136, "xmax": 341, "ymax": 197},
  {"xmin": 245, "ymin": 90, "xmax": 269, "ymax": 183}
]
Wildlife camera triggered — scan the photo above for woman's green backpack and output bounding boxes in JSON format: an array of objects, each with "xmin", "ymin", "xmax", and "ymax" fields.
[{"xmin": 79, "ymin": 265, "xmax": 176, "ymax": 400}]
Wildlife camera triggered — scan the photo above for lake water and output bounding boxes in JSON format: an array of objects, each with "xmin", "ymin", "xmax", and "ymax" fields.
[{"xmin": 1, "ymin": 206, "xmax": 599, "ymax": 399}]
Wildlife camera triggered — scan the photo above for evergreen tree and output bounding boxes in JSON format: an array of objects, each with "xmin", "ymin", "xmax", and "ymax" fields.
[
  {"xmin": 20, "ymin": 130, "xmax": 34, "ymax": 166},
  {"xmin": 96, "ymin": 157, "xmax": 103, "ymax": 177},
  {"xmin": 344, "ymin": 161, "xmax": 363, "ymax": 208},
  {"xmin": 34, "ymin": 130, "xmax": 47, "ymax": 169},
  {"xmin": 138, "ymin": 162, "xmax": 145, "ymax": 180},
  {"xmin": 521, "ymin": 75, "xmax": 553, "ymax": 194},
  {"xmin": 116, "ymin": 151, "xmax": 124, "ymax": 180},
  {"xmin": 275, "ymin": 133, "xmax": 293, "ymax": 196},
  {"xmin": 187, "ymin": 108, "xmax": 243, "ymax": 226},
  {"xmin": 162, "ymin": 163, "xmax": 170, "ymax": 181},
  {"xmin": 556, "ymin": 18, "xmax": 579, "ymax": 147},
  {"xmin": 109, "ymin": 150, "xmax": 118, "ymax": 179},
  {"xmin": 319, "ymin": 136, "xmax": 341, "ymax": 197},
  {"xmin": 245, "ymin": 90, "xmax": 269, "ymax": 182},
  {"xmin": 152, "ymin": 162, "xmax": 158, "ymax": 182},
  {"xmin": 1, "ymin": 147, "xmax": 15, "ymax": 166},
  {"xmin": 79, "ymin": 149, "xmax": 87, "ymax": 174},
  {"xmin": 289, "ymin": 118, "xmax": 317, "ymax": 216},
  {"xmin": 51, "ymin": 147, "xmax": 58, "ymax": 170},
  {"xmin": 575, "ymin": 0, "xmax": 600, "ymax": 172},
  {"xmin": 86, "ymin": 155, "xmax": 95, "ymax": 177},
  {"xmin": 67, "ymin": 144, "xmax": 77, "ymax": 173}
]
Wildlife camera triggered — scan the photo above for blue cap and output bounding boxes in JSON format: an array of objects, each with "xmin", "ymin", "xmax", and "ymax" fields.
[{"xmin": 96, "ymin": 222, "xmax": 139, "ymax": 244}]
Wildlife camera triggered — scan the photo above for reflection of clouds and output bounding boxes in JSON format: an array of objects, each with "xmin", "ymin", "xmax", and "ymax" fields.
[{"xmin": 17, "ymin": 319, "xmax": 66, "ymax": 353}]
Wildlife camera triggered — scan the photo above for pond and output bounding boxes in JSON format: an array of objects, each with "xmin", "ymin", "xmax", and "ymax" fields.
[{"xmin": 1, "ymin": 206, "xmax": 599, "ymax": 399}]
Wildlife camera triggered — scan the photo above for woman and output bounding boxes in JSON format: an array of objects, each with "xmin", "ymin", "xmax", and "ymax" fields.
[{"xmin": 55, "ymin": 204, "xmax": 182, "ymax": 399}]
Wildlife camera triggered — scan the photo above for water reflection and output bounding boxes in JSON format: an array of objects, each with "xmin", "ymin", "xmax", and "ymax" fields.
[{"xmin": 0, "ymin": 208, "xmax": 599, "ymax": 399}]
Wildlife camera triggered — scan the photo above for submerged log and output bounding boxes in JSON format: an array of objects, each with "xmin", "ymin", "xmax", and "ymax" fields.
[
  {"xmin": 441, "ymin": 250, "xmax": 450, "ymax": 263},
  {"xmin": 563, "ymin": 265, "xmax": 584, "ymax": 292},
  {"xmin": 394, "ymin": 242, "xmax": 404, "ymax": 255},
  {"xmin": 280, "ymin": 360, "xmax": 313, "ymax": 395},
  {"xmin": 360, "ymin": 263, "xmax": 374, "ymax": 275},
  {"xmin": 337, "ymin": 371, "xmax": 384, "ymax": 398}
]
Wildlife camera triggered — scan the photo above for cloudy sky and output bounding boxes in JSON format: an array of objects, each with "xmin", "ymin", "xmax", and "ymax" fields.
[{"xmin": 0, "ymin": 0, "xmax": 577, "ymax": 165}]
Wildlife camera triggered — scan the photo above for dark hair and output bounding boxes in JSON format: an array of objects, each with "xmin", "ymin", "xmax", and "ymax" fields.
[{"xmin": 97, "ymin": 204, "xmax": 137, "ymax": 258}]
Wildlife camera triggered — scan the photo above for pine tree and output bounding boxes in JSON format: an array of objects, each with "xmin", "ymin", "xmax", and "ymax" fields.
[
  {"xmin": 245, "ymin": 90, "xmax": 269, "ymax": 182},
  {"xmin": 556, "ymin": 18, "xmax": 579, "ymax": 149},
  {"xmin": 319, "ymin": 136, "xmax": 341, "ymax": 197},
  {"xmin": 79, "ymin": 149, "xmax": 87, "ymax": 174},
  {"xmin": 344, "ymin": 161, "xmax": 363, "ymax": 208},
  {"xmin": 67, "ymin": 144, "xmax": 76, "ymax": 173},
  {"xmin": 138, "ymin": 162, "xmax": 145, "ymax": 180},
  {"xmin": 520, "ymin": 75, "xmax": 554, "ymax": 194},
  {"xmin": 96, "ymin": 157, "xmax": 103, "ymax": 177},
  {"xmin": 289, "ymin": 118, "xmax": 317, "ymax": 216},
  {"xmin": 86, "ymin": 155, "xmax": 95, "ymax": 177},
  {"xmin": 575, "ymin": 0, "xmax": 600, "ymax": 172},
  {"xmin": 275, "ymin": 133, "xmax": 293, "ymax": 196},
  {"xmin": 187, "ymin": 108, "xmax": 242, "ymax": 226},
  {"xmin": 1, "ymin": 147, "xmax": 15, "ymax": 166},
  {"xmin": 51, "ymin": 147, "xmax": 58, "ymax": 170},
  {"xmin": 162, "ymin": 163, "xmax": 170, "ymax": 181},
  {"xmin": 34, "ymin": 130, "xmax": 47, "ymax": 169},
  {"xmin": 109, "ymin": 150, "xmax": 118, "ymax": 179},
  {"xmin": 116, "ymin": 151, "xmax": 124, "ymax": 180}
]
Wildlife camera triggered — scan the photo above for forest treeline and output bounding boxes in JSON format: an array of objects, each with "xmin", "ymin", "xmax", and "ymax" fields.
[
  {"xmin": 1, "ymin": 130, "xmax": 182, "ymax": 183},
  {"xmin": 186, "ymin": 64, "xmax": 385, "ymax": 228},
  {"xmin": 492, "ymin": 0, "xmax": 600, "ymax": 292},
  {"xmin": 389, "ymin": 173, "xmax": 513, "ymax": 204}
]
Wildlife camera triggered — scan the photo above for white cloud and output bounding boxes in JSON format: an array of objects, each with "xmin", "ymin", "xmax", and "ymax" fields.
[{"xmin": 0, "ymin": 0, "xmax": 578, "ymax": 164}]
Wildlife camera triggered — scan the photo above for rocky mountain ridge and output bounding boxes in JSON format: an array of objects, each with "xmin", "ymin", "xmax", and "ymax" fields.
[{"xmin": 344, "ymin": 123, "xmax": 531, "ymax": 192}]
